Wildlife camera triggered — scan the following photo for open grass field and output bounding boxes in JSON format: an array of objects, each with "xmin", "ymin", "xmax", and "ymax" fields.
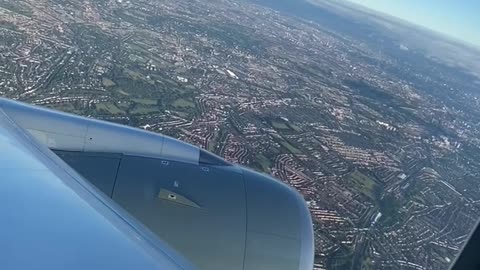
[
  {"xmin": 348, "ymin": 170, "xmax": 379, "ymax": 200},
  {"xmin": 173, "ymin": 98, "xmax": 195, "ymax": 108},
  {"xmin": 95, "ymin": 102, "xmax": 125, "ymax": 115}
]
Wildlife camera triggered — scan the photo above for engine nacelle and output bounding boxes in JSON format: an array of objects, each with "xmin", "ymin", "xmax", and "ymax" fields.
[{"xmin": 0, "ymin": 98, "xmax": 314, "ymax": 270}]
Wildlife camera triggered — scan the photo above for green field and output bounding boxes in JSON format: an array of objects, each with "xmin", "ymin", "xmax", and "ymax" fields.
[
  {"xmin": 116, "ymin": 88, "xmax": 130, "ymax": 96},
  {"xmin": 130, "ymin": 105, "xmax": 160, "ymax": 115},
  {"xmin": 133, "ymin": 98, "xmax": 157, "ymax": 105},
  {"xmin": 207, "ymin": 130, "xmax": 219, "ymax": 152},
  {"xmin": 270, "ymin": 119, "xmax": 302, "ymax": 133},
  {"xmin": 102, "ymin": 77, "xmax": 116, "ymax": 87},
  {"xmin": 361, "ymin": 257, "xmax": 375, "ymax": 270},
  {"xmin": 124, "ymin": 68, "xmax": 145, "ymax": 80},
  {"xmin": 173, "ymin": 98, "xmax": 195, "ymax": 108},
  {"xmin": 271, "ymin": 120, "xmax": 290, "ymax": 130},
  {"xmin": 116, "ymin": 102, "xmax": 130, "ymax": 110},
  {"xmin": 256, "ymin": 154, "xmax": 272, "ymax": 172},
  {"xmin": 279, "ymin": 140, "xmax": 301, "ymax": 154},
  {"xmin": 173, "ymin": 111, "xmax": 189, "ymax": 118},
  {"xmin": 272, "ymin": 134, "xmax": 301, "ymax": 154},
  {"xmin": 348, "ymin": 170, "xmax": 379, "ymax": 200},
  {"xmin": 47, "ymin": 102, "xmax": 83, "ymax": 115},
  {"xmin": 95, "ymin": 102, "xmax": 124, "ymax": 115},
  {"xmin": 288, "ymin": 123, "xmax": 302, "ymax": 132}
]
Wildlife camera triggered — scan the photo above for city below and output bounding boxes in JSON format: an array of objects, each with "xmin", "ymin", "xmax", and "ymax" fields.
[{"xmin": 1, "ymin": 0, "xmax": 480, "ymax": 269}]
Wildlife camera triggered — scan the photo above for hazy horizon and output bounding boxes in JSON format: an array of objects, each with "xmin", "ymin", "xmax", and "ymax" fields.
[{"xmin": 346, "ymin": 0, "xmax": 480, "ymax": 49}]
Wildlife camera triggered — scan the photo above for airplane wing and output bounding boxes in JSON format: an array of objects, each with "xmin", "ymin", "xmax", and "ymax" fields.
[
  {"xmin": 0, "ymin": 98, "xmax": 314, "ymax": 270},
  {"xmin": 0, "ymin": 103, "xmax": 195, "ymax": 270},
  {"xmin": 450, "ymin": 219, "xmax": 480, "ymax": 270}
]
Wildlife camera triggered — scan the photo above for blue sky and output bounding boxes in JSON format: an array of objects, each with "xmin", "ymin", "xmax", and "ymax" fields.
[{"xmin": 347, "ymin": 0, "xmax": 480, "ymax": 48}]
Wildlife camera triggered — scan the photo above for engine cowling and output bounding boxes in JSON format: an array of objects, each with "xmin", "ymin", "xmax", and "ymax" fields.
[{"xmin": 0, "ymin": 98, "xmax": 314, "ymax": 270}]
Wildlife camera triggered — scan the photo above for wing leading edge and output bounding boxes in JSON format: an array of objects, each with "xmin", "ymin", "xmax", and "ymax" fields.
[{"xmin": 0, "ymin": 108, "xmax": 195, "ymax": 269}]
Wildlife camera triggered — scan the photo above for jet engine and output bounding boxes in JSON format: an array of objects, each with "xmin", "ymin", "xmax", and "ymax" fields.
[{"xmin": 0, "ymin": 98, "xmax": 314, "ymax": 270}]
